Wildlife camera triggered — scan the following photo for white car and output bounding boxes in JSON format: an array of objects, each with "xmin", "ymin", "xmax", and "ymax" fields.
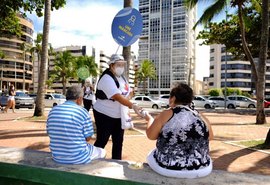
[
  {"xmin": 45, "ymin": 93, "xmax": 66, "ymax": 107},
  {"xmin": 227, "ymin": 95, "xmax": 256, "ymax": 108},
  {"xmin": 208, "ymin": 96, "xmax": 238, "ymax": 109},
  {"xmin": 131, "ymin": 95, "xmax": 167, "ymax": 109},
  {"xmin": 158, "ymin": 94, "xmax": 170, "ymax": 105},
  {"xmin": 193, "ymin": 95, "xmax": 216, "ymax": 109}
]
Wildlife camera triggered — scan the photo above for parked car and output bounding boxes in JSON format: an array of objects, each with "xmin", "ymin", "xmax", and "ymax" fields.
[
  {"xmin": 28, "ymin": 94, "xmax": 37, "ymax": 102},
  {"xmin": 158, "ymin": 94, "xmax": 170, "ymax": 106},
  {"xmin": 208, "ymin": 96, "xmax": 238, "ymax": 109},
  {"xmin": 45, "ymin": 93, "xmax": 66, "ymax": 107},
  {"xmin": 0, "ymin": 91, "xmax": 8, "ymax": 108},
  {"xmin": 227, "ymin": 95, "xmax": 256, "ymax": 108},
  {"xmin": 131, "ymin": 95, "xmax": 167, "ymax": 109},
  {"xmin": 0, "ymin": 91, "xmax": 35, "ymax": 109},
  {"xmin": 264, "ymin": 100, "xmax": 270, "ymax": 108},
  {"xmin": 158, "ymin": 94, "xmax": 170, "ymax": 103},
  {"xmin": 15, "ymin": 91, "xmax": 35, "ymax": 109},
  {"xmin": 193, "ymin": 95, "xmax": 216, "ymax": 109}
]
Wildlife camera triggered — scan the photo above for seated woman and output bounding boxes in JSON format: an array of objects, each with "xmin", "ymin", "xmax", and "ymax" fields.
[{"xmin": 143, "ymin": 82, "xmax": 213, "ymax": 178}]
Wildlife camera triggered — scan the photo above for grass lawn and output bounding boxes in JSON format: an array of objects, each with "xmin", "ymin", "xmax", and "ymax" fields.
[{"xmin": 237, "ymin": 139, "xmax": 270, "ymax": 150}]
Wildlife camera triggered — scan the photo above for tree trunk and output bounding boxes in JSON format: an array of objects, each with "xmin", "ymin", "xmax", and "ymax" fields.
[
  {"xmin": 122, "ymin": 0, "xmax": 133, "ymax": 81},
  {"xmin": 260, "ymin": 0, "xmax": 270, "ymax": 145},
  {"xmin": 237, "ymin": 4, "xmax": 267, "ymax": 126},
  {"xmin": 238, "ymin": 5, "xmax": 258, "ymax": 82},
  {"xmin": 265, "ymin": 129, "xmax": 270, "ymax": 148},
  {"xmin": 257, "ymin": 0, "xmax": 268, "ymax": 125},
  {"xmin": 143, "ymin": 79, "xmax": 147, "ymax": 95},
  {"xmin": 34, "ymin": 0, "xmax": 51, "ymax": 117},
  {"xmin": 62, "ymin": 76, "xmax": 66, "ymax": 95}
]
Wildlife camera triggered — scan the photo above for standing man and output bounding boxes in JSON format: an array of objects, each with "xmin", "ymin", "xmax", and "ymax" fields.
[{"xmin": 47, "ymin": 85, "xmax": 106, "ymax": 164}]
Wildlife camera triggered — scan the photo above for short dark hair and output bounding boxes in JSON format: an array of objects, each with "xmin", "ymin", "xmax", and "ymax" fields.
[
  {"xmin": 66, "ymin": 85, "xmax": 83, "ymax": 100},
  {"xmin": 170, "ymin": 82, "xmax": 193, "ymax": 105}
]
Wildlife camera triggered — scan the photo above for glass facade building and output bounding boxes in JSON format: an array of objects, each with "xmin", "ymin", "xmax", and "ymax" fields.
[
  {"xmin": 138, "ymin": 0, "xmax": 196, "ymax": 95},
  {"xmin": 0, "ymin": 14, "xmax": 34, "ymax": 92}
]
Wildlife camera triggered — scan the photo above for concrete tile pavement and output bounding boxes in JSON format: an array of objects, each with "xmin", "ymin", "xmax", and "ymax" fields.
[{"xmin": 0, "ymin": 109, "xmax": 270, "ymax": 176}]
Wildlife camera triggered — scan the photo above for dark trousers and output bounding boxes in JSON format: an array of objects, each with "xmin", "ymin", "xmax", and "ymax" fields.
[
  {"xmin": 93, "ymin": 109, "xmax": 124, "ymax": 160},
  {"xmin": 83, "ymin": 98, "xmax": 92, "ymax": 111}
]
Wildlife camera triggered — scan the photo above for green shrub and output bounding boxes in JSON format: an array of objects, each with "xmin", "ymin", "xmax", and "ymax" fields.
[
  {"xmin": 222, "ymin": 88, "xmax": 242, "ymax": 96},
  {"xmin": 208, "ymin": 89, "xmax": 220, "ymax": 96}
]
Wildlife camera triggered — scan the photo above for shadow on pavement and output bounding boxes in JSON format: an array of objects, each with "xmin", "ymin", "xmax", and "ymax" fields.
[{"xmin": 0, "ymin": 130, "xmax": 47, "ymax": 140}]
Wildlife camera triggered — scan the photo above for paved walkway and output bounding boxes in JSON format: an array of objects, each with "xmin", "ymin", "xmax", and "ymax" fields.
[{"xmin": 0, "ymin": 109, "xmax": 270, "ymax": 176}]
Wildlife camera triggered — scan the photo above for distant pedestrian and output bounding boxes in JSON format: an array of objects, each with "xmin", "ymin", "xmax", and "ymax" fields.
[
  {"xmin": 4, "ymin": 85, "xmax": 16, "ymax": 113},
  {"xmin": 83, "ymin": 77, "xmax": 95, "ymax": 111},
  {"xmin": 143, "ymin": 82, "xmax": 213, "ymax": 178},
  {"xmin": 46, "ymin": 85, "xmax": 106, "ymax": 164}
]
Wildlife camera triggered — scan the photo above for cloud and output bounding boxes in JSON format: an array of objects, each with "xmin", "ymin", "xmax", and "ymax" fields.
[
  {"xmin": 29, "ymin": 1, "xmax": 139, "ymax": 55},
  {"xmin": 28, "ymin": 1, "xmax": 209, "ymax": 80}
]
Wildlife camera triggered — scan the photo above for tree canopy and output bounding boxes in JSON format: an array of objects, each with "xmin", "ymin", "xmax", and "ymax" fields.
[
  {"xmin": 0, "ymin": 0, "xmax": 66, "ymax": 36},
  {"xmin": 197, "ymin": 9, "xmax": 267, "ymax": 60}
]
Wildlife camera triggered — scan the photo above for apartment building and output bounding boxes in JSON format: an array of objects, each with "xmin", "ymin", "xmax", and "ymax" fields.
[
  {"xmin": 138, "ymin": 0, "xmax": 196, "ymax": 95},
  {"xmin": 208, "ymin": 44, "xmax": 270, "ymax": 98},
  {"xmin": 0, "ymin": 14, "xmax": 34, "ymax": 92}
]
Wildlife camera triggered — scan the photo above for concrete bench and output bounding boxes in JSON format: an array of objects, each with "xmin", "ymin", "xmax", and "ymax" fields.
[{"xmin": 0, "ymin": 147, "xmax": 270, "ymax": 185}]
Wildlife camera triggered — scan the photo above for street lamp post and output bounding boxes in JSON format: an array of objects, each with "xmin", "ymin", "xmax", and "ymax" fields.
[
  {"xmin": 0, "ymin": 63, "xmax": 3, "ymax": 91},
  {"xmin": 224, "ymin": 4, "xmax": 228, "ymax": 109},
  {"xmin": 23, "ymin": 53, "xmax": 25, "ymax": 92}
]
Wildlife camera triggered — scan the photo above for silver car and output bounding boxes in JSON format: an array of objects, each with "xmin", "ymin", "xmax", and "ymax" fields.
[
  {"xmin": 45, "ymin": 93, "xmax": 66, "ymax": 107},
  {"xmin": 0, "ymin": 91, "xmax": 35, "ymax": 109},
  {"xmin": 193, "ymin": 95, "xmax": 216, "ymax": 109},
  {"xmin": 227, "ymin": 95, "xmax": 256, "ymax": 108},
  {"xmin": 131, "ymin": 95, "xmax": 167, "ymax": 109},
  {"xmin": 208, "ymin": 96, "xmax": 238, "ymax": 109}
]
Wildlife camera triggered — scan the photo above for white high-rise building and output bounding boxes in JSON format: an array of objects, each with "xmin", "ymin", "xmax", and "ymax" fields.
[
  {"xmin": 208, "ymin": 44, "xmax": 270, "ymax": 98},
  {"xmin": 138, "ymin": 0, "xmax": 196, "ymax": 95}
]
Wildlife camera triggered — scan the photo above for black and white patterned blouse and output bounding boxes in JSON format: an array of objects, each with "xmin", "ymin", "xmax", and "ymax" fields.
[{"xmin": 154, "ymin": 105, "xmax": 211, "ymax": 171}]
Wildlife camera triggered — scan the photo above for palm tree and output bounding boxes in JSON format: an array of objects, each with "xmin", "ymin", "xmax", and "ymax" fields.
[
  {"xmin": 123, "ymin": 0, "xmax": 133, "ymax": 80},
  {"xmin": 34, "ymin": 0, "xmax": 51, "ymax": 117},
  {"xmin": 186, "ymin": 0, "xmax": 267, "ymax": 125},
  {"xmin": 136, "ymin": 59, "xmax": 157, "ymax": 94},
  {"xmin": 0, "ymin": 50, "xmax": 5, "ymax": 59},
  {"xmin": 49, "ymin": 51, "xmax": 76, "ymax": 95},
  {"xmin": 75, "ymin": 55, "xmax": 98, "ymax": 84}
]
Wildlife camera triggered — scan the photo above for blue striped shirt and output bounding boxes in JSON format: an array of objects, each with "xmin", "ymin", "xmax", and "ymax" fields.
[{"xmin": 47, "ymin": 101, "xmax": 94, "ymax": 164}]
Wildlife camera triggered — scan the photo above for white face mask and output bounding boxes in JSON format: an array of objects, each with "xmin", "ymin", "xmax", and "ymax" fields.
[{"xmin": 114, "ymin": 67, "xmax": 124, "ymax": 76}]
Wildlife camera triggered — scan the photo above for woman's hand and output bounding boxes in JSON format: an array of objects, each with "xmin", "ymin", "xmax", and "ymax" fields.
[{"xmin": 146, "ymin": 109, "xmax": 173, "ymax": 140}]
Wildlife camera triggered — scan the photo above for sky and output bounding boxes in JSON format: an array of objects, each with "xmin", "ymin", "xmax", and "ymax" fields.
[{"xmin": 27, "ymin": 0, "xmax": 227, "ymax": 81}]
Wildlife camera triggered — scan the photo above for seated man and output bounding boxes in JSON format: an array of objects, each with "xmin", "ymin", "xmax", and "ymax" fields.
[{"xmin": 47, "ymin": 85, "xmax": 106, "ymax": 164}]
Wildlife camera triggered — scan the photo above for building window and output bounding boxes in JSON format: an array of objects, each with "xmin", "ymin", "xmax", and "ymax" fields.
[{"xmin": 221, "ymin": 47, "xmax": 226, "ymax": 53}]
